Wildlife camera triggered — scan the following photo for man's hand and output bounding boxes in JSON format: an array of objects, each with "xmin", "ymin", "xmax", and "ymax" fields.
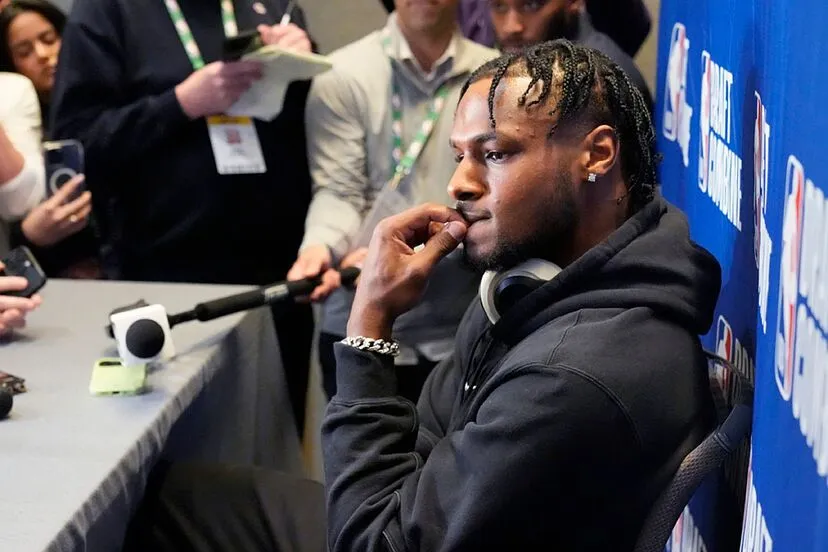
[
  {"xmin": 175, "ymin": 61, "xmax": 263, "ymax": 119},
  {"xmin": 309, "ymin": 246, "xmax": 368, "ymax": 301},
  {"xmin": 347, "ymin": 204, "xmax": 467, "ymax": 340},
  {"xmin": 0, "ymin": 263, "xmax": 42, "ymax": 336},
  {"xmin": 257, "ymin": 23, "xmax": 312, "ymax": 53},
  {"xmin": 287, "ymin": 244, "xmax": 336, "ymax": 302},
  {"xmin": 22, "ymin": 175, "xmax": 91, "ymax": 247}
]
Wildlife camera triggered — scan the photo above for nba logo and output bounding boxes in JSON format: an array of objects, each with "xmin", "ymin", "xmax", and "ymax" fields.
[
  {"xmin": 774, "ymin": 155, "xmax": 805, "ymax": 401},
  {"xmin": 716, "ymin": 315, "xmax": 733, "ymax": 362},
  {"xmin": 663, "ymin": 23, "xmax": 692, "ymax": 167},
  {"xmin": 715, "ymin": 315, "xmax": 734, "ymax": 394}
]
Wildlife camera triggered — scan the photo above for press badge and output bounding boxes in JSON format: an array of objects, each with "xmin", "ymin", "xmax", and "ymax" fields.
[{"xmin": 207, "ymin": 115, "xmax": 266, "ymax": 174}]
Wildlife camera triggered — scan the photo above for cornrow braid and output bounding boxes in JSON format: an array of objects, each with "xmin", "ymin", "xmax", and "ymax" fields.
[{"xmin": 459, "ymin": 40, "xmax": 659, "ymax": 212}]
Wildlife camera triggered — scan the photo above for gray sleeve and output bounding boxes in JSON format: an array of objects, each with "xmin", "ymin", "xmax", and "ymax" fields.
[{"xmin": 301, "ymin": 69, "xmax": 369, "ymax": 259}]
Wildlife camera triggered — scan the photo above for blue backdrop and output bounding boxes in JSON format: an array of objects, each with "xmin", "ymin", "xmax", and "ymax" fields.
[{"xmin": 656, "ymin": 0, "xmax": 828, "ymax": 550}]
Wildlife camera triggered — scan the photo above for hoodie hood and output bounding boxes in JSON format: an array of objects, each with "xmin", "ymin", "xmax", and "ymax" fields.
[{"xmin": 492, "ymin": 196, "xmax": 722, "ymax": 345}]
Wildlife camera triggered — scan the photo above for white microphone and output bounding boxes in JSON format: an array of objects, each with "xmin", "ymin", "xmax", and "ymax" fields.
[{"xmin": 110, "ymin": 304, "xmax": 175, "ymax": 367}]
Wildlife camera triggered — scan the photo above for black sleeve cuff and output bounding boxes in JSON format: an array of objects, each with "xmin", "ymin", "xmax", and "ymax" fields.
[
  {"xmin": 158, "ymin": 87, "xmax": 191, "ymax": 125},
  {"xmin": 333, "ymin": 342, "xmax": 398, "ymax": 400}
]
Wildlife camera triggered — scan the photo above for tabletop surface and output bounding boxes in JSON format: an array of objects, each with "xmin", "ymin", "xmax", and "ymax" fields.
[{"xmin": 0, "ymin": 279, "xmax": 260, "ymax": 552}]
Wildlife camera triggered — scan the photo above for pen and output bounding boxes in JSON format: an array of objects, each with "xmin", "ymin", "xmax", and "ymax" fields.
[{"xmin": 279, "ymin": 0, "xmax": 297, "ymax": 26}]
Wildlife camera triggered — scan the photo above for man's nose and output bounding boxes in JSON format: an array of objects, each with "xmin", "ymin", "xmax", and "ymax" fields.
[
  {"xmin": 503, "ymin": 10, "xmax": 526, "ymax": 37},
  {"xmin": 447, "ymin": 161, "xmax": 485, "ymax": 202}
]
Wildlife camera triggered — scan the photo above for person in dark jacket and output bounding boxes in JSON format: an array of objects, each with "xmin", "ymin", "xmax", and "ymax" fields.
[
  {"xmin": 454, "ymin": 0, "xmax": 651, "ymax": 57},
  {"xmin": 123, "ymin": 41, "xmax": 720, "ymax": 552},
  {"xmin": 488, "ymin": 0, "xmax": 653, "ymax": 111},
  {"xmin": 49, "ymin": 0, "xmax": 316, "ymax": 434}
]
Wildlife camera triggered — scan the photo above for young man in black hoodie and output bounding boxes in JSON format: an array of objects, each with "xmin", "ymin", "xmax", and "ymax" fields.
[{"xmin": 124, "ymin": 41, "xmax": 721, "ymax": 552}]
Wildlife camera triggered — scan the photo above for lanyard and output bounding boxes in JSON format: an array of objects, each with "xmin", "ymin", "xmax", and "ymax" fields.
[
  {"xmin": 381, "ymin": 32, "xmax": 450, "ymax": 190},
  {"xmin": 163, "ymin": 0, "xmax": 239, "ymax": 70}
]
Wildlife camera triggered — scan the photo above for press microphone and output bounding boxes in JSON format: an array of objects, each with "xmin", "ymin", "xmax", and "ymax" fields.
[
  {"xmin": 108, "ymin": 267, "xmax": 360, "ymax": 366},
  {"xmin": 173, "ymin": 266, "xmax": 360, "ymax": 325}
]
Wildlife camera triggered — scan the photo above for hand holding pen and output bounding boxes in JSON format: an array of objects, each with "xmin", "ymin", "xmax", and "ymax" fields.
[{"xmin": 257, "ymin": 0, "xmax": 311, "ymax": 53}]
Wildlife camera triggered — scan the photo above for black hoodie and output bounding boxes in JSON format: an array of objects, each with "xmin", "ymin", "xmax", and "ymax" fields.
[{"xmin": 322, "ymin": 197, "xmax": 722, "ymax": 551}]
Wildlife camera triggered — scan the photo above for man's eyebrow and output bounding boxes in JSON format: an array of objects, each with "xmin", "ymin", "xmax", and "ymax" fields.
[{"xmin": 449, "ymin": 132, "xmax": 498, "ymax": 148}]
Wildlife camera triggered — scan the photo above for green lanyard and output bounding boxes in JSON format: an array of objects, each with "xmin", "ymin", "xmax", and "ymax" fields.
[
  {"xmin": 163, "ymin": 0, "xmax": 238, "ymax": 70},
  {"xmin": 381, "ymin": 32, "xmax": 450, "ymax": 190}
]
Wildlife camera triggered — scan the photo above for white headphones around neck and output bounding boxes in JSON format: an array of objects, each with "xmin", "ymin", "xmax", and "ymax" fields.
[{"xmin": 479, "ymin": 259, "xmax": 562, "ymax": 324}]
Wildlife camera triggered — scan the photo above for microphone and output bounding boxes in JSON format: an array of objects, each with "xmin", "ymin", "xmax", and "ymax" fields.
[
  {"xmin": 0, "ymin": 388, "xmax": 12, "ymax": 419},
  {"xmin": 108, "ymin": 268, "xmax": 360, "ymax": 366},
  {"xmin": 175, "ymin": 266, "xmax": 360, "ymax": 325}
]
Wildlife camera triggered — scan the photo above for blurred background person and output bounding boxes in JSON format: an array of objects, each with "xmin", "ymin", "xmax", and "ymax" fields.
[
  {"xmin": 50, "ymin": 0, "xmax": 317, "ymax": 436},
  {"xmin": 291, "ymin": 0, "xmax": 497, "ymax": 402},
  {"xmin": 487, "ymin": 0, "xmax": 652, "ymax": 110},
  {"xmin": 0, "ymin": 71, "xmax": 43, "ymax": 237},
  {"xmin": 453, "ymin": 0, "xmax": 651, "ymax": 57},
  {"xmin": 0, "ymin": 0, "xmax": 63, "ymax": 132},
  {"xmin": 0, "ymin": 0, "xmax": 100, "ymax": 278}
]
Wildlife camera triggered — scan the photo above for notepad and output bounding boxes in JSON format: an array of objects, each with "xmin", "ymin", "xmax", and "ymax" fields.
[{"xmin": 226, "ymin": 45, "xmax": 333, "ymax": 121}]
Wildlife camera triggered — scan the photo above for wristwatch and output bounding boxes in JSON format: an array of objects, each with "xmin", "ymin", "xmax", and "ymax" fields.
[{"xmin": 341, "ymin": 336, "xmax": 400, "ymax": 357}]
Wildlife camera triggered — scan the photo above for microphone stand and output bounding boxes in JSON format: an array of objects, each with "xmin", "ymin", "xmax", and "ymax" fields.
[{"xmin": 106, "ymin": 267, "xmax": 360, "ymax": 337}]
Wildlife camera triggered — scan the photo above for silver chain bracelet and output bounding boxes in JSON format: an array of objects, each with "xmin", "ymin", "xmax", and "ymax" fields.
[{"xmin": 341, "ymin": 336, "xmax": 400, "ymax": 357}]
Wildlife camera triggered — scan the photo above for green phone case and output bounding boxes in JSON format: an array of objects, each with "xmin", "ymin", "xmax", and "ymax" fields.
[{"xmin": 89, "ymin": 358, "xmax": 147, "ymax": 396}]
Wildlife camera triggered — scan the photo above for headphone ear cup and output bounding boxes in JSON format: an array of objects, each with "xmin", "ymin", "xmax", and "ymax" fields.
[
  {"xmin": 493, "ymin": 275, "xmax": 545, "ymax": 318},
  {"xmin": 479, "ymin": 259, "xmax": 563, "ymax": 324}
]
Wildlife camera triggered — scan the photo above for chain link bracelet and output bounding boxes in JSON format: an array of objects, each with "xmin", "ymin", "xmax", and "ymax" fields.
[{"xmin": 340, "ymin": 336, "xmax": 400, "ymax": 357}]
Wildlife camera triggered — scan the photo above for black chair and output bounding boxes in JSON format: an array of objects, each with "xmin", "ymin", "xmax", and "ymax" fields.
[{"xmin": 633, "ymin": 350, "xmax": 754, "ymax": 552}]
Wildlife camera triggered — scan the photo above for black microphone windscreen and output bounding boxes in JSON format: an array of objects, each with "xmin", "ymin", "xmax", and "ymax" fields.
[{"xmin": 125, "ymin": 319, "xmax": 166, "ymax": 358}]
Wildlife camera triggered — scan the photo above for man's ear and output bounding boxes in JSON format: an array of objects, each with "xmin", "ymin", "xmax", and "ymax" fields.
[{"xmin": 580, "ymin": 124, "xmax": 619, "ymax": 180}]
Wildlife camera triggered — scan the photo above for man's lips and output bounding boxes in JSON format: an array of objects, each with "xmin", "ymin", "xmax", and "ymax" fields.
[{"xmin": 456, "ymin": 208, "xmax": 490, "ymax": 226}]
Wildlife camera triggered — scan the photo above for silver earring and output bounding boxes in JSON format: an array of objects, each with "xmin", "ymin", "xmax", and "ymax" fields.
[{"xmin": 587, "ymin": 173, "xmax": 597, "ymax": 183}]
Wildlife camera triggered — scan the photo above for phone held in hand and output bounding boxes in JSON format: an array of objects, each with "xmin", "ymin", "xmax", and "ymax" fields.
[
  {"xmin": 43, "ymin": 139, "xmax": 85, "ymax": 200},
  {"xmin": 223, "ymin": 29, "xmax": 264, "ymax": 61},
  {"xmin": 0, "ymin": 246, "xmax": 47, "ymax": 298}
]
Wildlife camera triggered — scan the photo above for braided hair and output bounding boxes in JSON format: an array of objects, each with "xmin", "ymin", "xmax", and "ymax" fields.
[{"xmin": 459, "ymin": 40, "xmax": 658, "ymax": 212}]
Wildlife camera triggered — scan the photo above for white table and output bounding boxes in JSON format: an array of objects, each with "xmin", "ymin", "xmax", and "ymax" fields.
[{"xmin": 0, "ymin": 280, "xmax": 303, "ymax": 552}]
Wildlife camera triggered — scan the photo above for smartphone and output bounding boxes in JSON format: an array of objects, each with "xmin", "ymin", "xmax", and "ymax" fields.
[
  {"xmin": 43, "ymin": 140, "xmax": 85, "ymax": 199},
  {"xmin": 0, "ymin": 246, "xmax": 47, "ymax": 298},
  {"xmin": 223, "ymin": 29, "xmax": 263, "ymax": 61},
  {"xmin": 89, "ymin": 358, "xmax": 147, "ymax": 396}
]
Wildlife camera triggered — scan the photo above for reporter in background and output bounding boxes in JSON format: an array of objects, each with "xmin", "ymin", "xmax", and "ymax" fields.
[
  {"xmin": 0, "ymin": 1, "xmax": 100, "ymax": 278},
  {"xmin": 50, "ymin": 0, "xmax": 316, "ymax": 435},
  {"xmin": 455, "ymin": 0, "xmax": 651, "ymax": 57},
  {"xmin": 290, "ymin": 0, "xmax": 497, "ymax": 402},
  {"xmin": 0, "ymin": 71, "xmax": 89, "ymax": 267},
  {"xmin": 487, "ymin": 0, "xmax": 652, "ymax": 111},
  {"xmin": 0, "ymin": 0, "xmax": 65, "ymax": 132}
]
